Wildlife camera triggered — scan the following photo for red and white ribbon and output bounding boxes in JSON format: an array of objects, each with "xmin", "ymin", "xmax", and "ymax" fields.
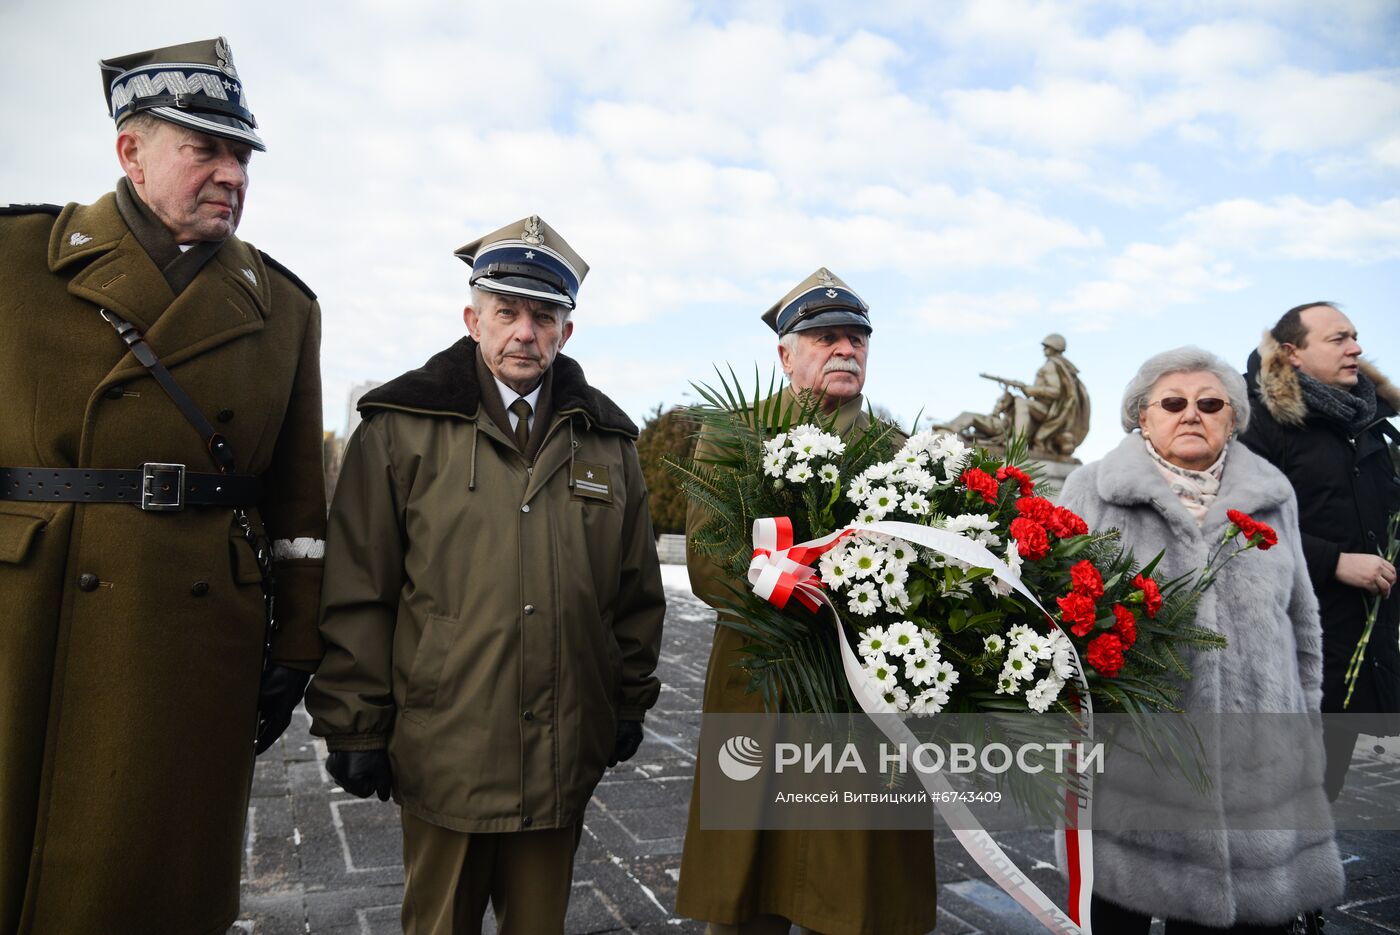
[{"xmin": 748, "ymin": 516, "xmax": 1095, "ymax": 934}]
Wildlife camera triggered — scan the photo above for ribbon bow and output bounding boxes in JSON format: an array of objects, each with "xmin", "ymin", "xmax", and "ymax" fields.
[{"xmin": 747, "ymin": 516, "xmax": 853, "ymax": 613}]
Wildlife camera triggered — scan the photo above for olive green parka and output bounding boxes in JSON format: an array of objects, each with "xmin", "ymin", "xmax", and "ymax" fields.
[
  {"xmin": 0, "ymin": 194, "xmax": 326, "ymax": 935},
  {"xmin": 306, "ymin": 338, "xmax": 665, "ymax": 833},
  {"xmin": 675, "ymin": 390, "xmax": 938, "ymax": 935}
]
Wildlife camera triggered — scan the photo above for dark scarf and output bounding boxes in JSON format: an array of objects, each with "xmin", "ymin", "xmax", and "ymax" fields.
[
  {"xmin": 114, "ymin": 177, "xmax": 223, "ymax": 295},
  {"xmin": 1298, "ymin": 368, "xmax": 1379, "ymax": 435}
]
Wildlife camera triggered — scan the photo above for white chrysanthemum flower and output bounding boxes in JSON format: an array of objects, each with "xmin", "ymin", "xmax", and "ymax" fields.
[
  {"xmin": 901, "ymin": 429, "xmax": 938, "ymax": 455},
  {"xmin": 864, "ymin": 653, "xmax": 898, "ymax": 693},
  {"xmin": 877, "ymin": 560, "xmax": 909, "ymax": 592},
  {"xmin": 785, "ymin": 461, "xmax": 814, "ymax": 484},
  {"xmin": 898, "ymin": 466, "xmax": 937, "ymax": 490},
  {"xmin": 882, "ymin": 587, "xmax": 911, "ymax": 613},
  {"xmin": 857, "ymin": 510, "xmax": 880, "ymax": 525},
  {"xmin": 847, "ymin": 582, "xmax": 880, "ymax": 616},
  {"xmin": 763, "ymin": 452, "xmax": 786, "ymax": 477},
  {"xmin": 881, "ymin": 685, "xmax": 911, "ymax": 711},
  {"xmin": 864, "ymin": 462, "xmax": 895, "ymax": 481},
  {"xmin": 1007, "ymin": 623, "xmax": 1035, "ymax": 643},
  {"xmin": 995, "ymin": 674, "xmax": 1020, "ymax": 695},
  {"xmin": 818, "ymin": 549, "xmax": 853, "ymax": 590},
  {"xmin": 1014, "ymin": 630, "xmax": 1054, "ymax": 661},
  {"xmin": 1002, "ymin": 651, "xmax": 1036, "ymax": 682},
  {"xmin": 857, "ymin": 625, "xmax": 890, "ymax": 658},
  {"xmin": 1025, "ymin": 675, "xmax": 1065, "ymax": 713},
  {"xmin": 763, "ymin": 432, "xmax": 788, "ymax": 455},
  {"xmin": 916, "ymin": 628, "xmax": 940, "ymax": 656},
  {"xmin": 983, "ymin": 633, "xmax": 1006, "ymax": 655},
  {"xmin": 943, "ymin": 512, "xmax": 999, "ymax": 547},
  {"xmin": 894, "ymin": 447, "xmax": 928, "ymax": 468},
  {"xmin": 847, "ymin": 476, "xmax": 873, "ymax": 504},
  {"xmin": 879, "ymin": 542, "xmax": 911, "ymax": 565},
  {"xmin": 931, "ymin": 659, "xmax": 960, "ymax": 691},
  {"xmin": 818, "ymin": 463, "xmax": 840, "ymax": 484},
  {"xmin": 885, "ymin": 620, "xmax": 920, "ymax": 656},
  {"xmin": 904, "ymin": 652, "xmax": 936, "ymax": 686},
  {"xmin": 908, "ymin": 689, "xmax": 944, "ymax": 716},
  {"xmin": 867, "ymin": 486, "xmax": 900, "ymax": 517},
  {"xmin": 846, "ymin": 543, "xmax": 882, "ymax": 578},
  {"xmin": 901, "ymin": 491, "xmax": 931, "ymax": 516}
]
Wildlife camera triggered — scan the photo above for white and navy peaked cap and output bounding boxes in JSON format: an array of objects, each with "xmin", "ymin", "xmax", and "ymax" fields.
[
  {"xmin": 101, "ymin": 37, "xmax": 264, "ymax": 151},
  {"xmin": 455, "ymin": 215, "xmax": 588, "ymax": 309},
  {"xmin": 762, "ymin": 267, "xmax": 872, "ymax": 336}
]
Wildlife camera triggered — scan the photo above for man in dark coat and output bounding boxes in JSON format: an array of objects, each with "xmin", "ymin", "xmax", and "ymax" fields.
[
  {"xmin": 0, "ymin": 38, "xmax": 325, "ymax": 934},
  {"xmin": 1240, "ymin": 301, "xmax": 1400, "ymax": 798}
]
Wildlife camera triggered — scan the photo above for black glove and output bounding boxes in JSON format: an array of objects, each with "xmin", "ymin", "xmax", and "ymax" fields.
[
  {"xmin": 609, "ymin": 719, "xmax": 644, "ymax": 767},
  {"xmin": 326, "ymin": 749, "xmax": 394, "ymax": 801},
  {"xmin": 254, "ymin": 664, "xmax": 313, "ymax": 755}
]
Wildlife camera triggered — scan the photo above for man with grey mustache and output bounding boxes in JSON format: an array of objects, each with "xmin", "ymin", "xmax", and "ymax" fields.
[{"xmin": 676, "ymin": 268, "xmax": 937, "ymax": 935}]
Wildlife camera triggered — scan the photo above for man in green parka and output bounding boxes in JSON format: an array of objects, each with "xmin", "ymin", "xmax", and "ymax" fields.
[
  {"xmin": 306, "ymin": 216, "xmax": 666, "ymax": 935},
  {"xmin": 675, "ymin": 269, "xmax": 937, "ymax": 935},
  {"xmin": 0, "ymin": 38, "xmax": 326, "ymax": 934}
]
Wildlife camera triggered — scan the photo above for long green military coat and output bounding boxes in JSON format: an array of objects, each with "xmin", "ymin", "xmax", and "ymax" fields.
[
  {"xmin": 0, "ymin": 195, "xmax": 326, "ymax": 934},
  {"xmin": 675, "ymin": 390, "xmax": 938, "ymax": 935},
  {"xmin": 306, "ymin": 338, "xmax": 666, "ymax": 832}
]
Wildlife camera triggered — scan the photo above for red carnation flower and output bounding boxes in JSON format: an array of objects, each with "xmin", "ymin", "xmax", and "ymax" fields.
[
  {"xmin": 1052, "ymin": 507, "xmax": 1089, "ymax": 538},
  {"xmin": 1086, "ymin": 632, "xmax": 1126, "ymax": 678},
  {"xmin": 1070, "ymin": 560, "xmax": 1105, "ymax": 600},
  {"xmin": 1009, "ymin": 517, "xmax": 1050, "ymax": 561},
  {"xmin": 961, "ymin": 467, "xmax": 999, "ymax": 504},
  {"xmin": 1254, "ymin": 522, "xmax": 1278, "ymax": 550},
  {"xmin": 997, "ymin": 465, "xmax": 1035, "ymax": 496},
  {"xmin": 1226, "ymin": 509, "xmax": 1259, "ymax": 539},
  {"xmin": 1016, "ymin": 495, "xmax": 1056, "ymax": 524},
  {"xmin": 1111, "ymin": 603, "xmax": 1138, "ymax": 649},
  {"xmin": 1132, "ymin": 573, "xmax": 1163, "ymax": 618},
  {"xmin": 1057, "ymin": 592, "xmax": 1098, "ymax": 637}
]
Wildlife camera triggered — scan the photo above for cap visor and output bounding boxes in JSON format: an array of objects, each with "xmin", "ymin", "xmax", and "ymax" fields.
[
  {"xmin": 472, "ymin": 275, "xmax": 573, "ymax": 308},
  {"xmin": 785, "ymin": 309, "xmax": 872, "ymax": 335},
  {"xmin": 146, "ymin": 106, "xmax": 265, "ymax": 151}
]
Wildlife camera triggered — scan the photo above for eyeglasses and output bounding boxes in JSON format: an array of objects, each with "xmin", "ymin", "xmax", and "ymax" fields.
[{"xmin": 1145, "ymin": 396, "xmax": 1231, "ymax": 414}]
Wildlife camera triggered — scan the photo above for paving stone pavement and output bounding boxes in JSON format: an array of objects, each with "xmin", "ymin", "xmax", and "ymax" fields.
[{"xmin": 238, "ymin": 566, "xmax": 1400, "ymax": 934}]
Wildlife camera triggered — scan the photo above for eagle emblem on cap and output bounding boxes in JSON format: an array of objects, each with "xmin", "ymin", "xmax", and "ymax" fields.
[
  {"xmin": 215, "ymin": 37, "xmax": 240, "ymax": 78},
  {"xmin": 522, "ymin": 216, "xmax": 545, "ymax": 246},
  {"xmin": 817, "ymin": 268, "xmax": 836, "ymax": 287}
]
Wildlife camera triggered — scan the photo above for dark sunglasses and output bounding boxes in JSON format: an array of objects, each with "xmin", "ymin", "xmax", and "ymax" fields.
[{"xmin": 1146, "ymin": 396, "xmax": 1230, "ymax": 414}]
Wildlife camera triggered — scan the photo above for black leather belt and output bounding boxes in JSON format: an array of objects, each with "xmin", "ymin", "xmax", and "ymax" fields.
[{"xmin": 0, "ymin": 464, "xmax": 260, "ymax": 511}]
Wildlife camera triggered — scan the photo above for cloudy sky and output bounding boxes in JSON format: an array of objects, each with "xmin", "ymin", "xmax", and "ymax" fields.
[{"xmin": 3, "ymin": 1, "xmax": 1396, "ymax": 460}]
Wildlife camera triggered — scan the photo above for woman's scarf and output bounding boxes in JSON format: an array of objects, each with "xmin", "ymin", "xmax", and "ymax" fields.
[{"xmin": 1144, "ymin": 436, "xmax": 1227, "ymax": 526}]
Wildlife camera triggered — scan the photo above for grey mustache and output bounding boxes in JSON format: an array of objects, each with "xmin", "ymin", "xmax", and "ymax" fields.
[{"xmin": 824, "ymin": 359, "xmax": 862, "ymax": 375}]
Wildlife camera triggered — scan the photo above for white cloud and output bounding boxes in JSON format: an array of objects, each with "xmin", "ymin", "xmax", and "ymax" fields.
[
  {"xmin": 1053, "ymin": 241, "xmax": 1248, "ymax": 326},
  {"xmin": 1178, "ymin": 196, "xmax": 1400, "ymax": 263}
]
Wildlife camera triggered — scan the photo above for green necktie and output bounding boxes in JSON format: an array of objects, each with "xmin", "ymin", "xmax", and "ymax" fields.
[{"xmin": 509, "ymin": 398, "xmax": 532, "ymax": 452}]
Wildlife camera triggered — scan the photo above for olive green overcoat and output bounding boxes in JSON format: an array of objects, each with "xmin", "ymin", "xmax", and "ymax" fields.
[
  {"xmin": 675, "ymin": 390, "xmax": 938, "ymax": 935},
  {"xmin": 0, "ymin": 194, "xmax": 326, "ymax": 934},
  {"xmin": 305, "ymin": 339, "xmax": 666, "ymax": 832}
]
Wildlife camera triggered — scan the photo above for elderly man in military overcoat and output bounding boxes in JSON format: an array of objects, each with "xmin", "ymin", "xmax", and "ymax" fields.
[
  {"xmin": 0, "ymin": 38, "xmax": 326, "ymax": 934},
  {"xmin": 675, "ymin": 269, "xmax": 937, "ymax": 935},
  {"xmin": 306, "ymin": 216, "xmax": 666, "ymax": 935}
]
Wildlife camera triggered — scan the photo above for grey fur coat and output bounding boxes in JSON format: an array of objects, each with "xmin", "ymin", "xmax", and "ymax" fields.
[{"xmin": 1056, "ymin": 434, "xmax": 1344, "ymax": 925}]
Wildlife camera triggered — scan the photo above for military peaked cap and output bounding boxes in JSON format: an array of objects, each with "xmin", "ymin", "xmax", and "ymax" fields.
[
  {"xmin": 762, "ymin": 267, "xmax": 871, "ymax": 336},
  {"xmin": 455, "ymin": 215, "xmax": 588, "ymax": 309}
]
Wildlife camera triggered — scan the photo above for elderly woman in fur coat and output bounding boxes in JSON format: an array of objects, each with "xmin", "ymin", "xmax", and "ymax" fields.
[{"xmin": 1057, "ymin": 346, "xmax": 1344, "ymax": 934}]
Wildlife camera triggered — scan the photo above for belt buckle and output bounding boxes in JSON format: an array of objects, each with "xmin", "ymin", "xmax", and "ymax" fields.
[{"xmin": 141, "ymin": 463, "xmax": 185, "ymax": 511}]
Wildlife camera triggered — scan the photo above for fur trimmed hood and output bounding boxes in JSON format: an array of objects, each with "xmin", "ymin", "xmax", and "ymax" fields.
[
  {"xmin": 1248, "ymin": 330, "xmax": 1400, "ymax": 428},
  {"xmin": 359, "ymin": 336, "xmax": 638, "ymax": 438}
]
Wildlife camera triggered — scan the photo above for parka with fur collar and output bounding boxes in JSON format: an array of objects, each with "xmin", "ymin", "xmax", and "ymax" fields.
[
  {"xmin": 306, "ymin": 337, "xmax": 666, "ymax": 832},
  {"xmin": 1240, "ymin": 332, "xmax": 1400, "ymax": 714},
  {"xmin": 1057, "ymin": 435, "xmax": 1344, "ymax": 926}
]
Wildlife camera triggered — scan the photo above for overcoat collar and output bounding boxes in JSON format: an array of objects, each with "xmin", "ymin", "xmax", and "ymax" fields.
[
  {"xmin": 360, "ymin": 336, "xmax": 639, "ymax": 439},
  {"xmin": 48, "ymin": 191, "xmax": 271, "ymax": 376},
  {"xmin": 1250, "ymin": 330, "xmax": 1400, "ymax": 428},
  {"xmin": 1093, "ymin": 434, "xmax": 1295, "ymax": 539}
]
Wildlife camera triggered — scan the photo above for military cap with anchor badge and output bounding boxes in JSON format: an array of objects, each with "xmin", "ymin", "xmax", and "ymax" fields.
[
  {"xmin": 762, "ymin": 267, "xmax": 872, "ymax": 336},
  {"xmin": 100, "ymin": 36, "xmax": 265, "ymax": 151},
  {"xmin": 455, "ymin": 215, "xmax": 589, "ymax": 309}
]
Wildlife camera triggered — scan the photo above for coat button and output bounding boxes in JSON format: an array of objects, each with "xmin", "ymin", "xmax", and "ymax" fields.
[
  {"xmin": 520, "ymin": 504, "xmax": 530, "ymax": 513},
  {"xmin": 103, "ymin": 385, "xmax": 124, "ymax": 400},
  {"xmin": 523, "ymin": 604, "xmax": 535, "ymax": 616},
  {"xmin": 217, "ymin": 409, "xmax": 235, "ymax": 423},
  {"xmin": 191, "ymin": 581, "xmax": 210, "ymax": 597},
  {"xmin": 521, "ymin": 815, "xmax": 533, "ymax": 827},
  {"xmin": 77, "ymin": 573, "xmax": 99, "ymax": 592},
  {"xmin": 523, "ymin": 710, "xmax": 534, "ymax": 721}
]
